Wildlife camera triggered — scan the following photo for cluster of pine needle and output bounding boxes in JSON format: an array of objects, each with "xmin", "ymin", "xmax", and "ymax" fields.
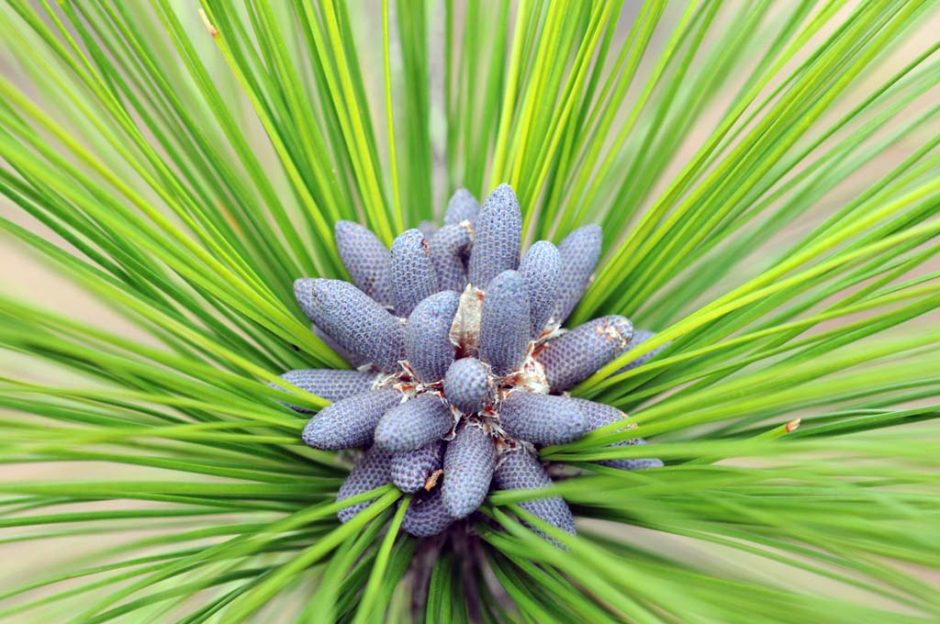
[{"xmin": 1, "ymin": 1, "xmax": 939, "ymax": 622}]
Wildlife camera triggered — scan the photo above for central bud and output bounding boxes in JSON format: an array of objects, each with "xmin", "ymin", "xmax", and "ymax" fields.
[{"xmin": 281, "ymin": 184, "xmax": 663, "ymax": 539}]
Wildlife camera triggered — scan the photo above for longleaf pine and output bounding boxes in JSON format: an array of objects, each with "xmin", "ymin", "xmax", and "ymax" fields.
[{"xmin": 1, "ymin": 1, "xmax": 939, "ymax": 623}]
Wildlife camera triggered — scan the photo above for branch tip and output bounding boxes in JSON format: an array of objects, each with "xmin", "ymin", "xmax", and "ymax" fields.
[{"xmin": 199, "ymin": 9, "xmax": 219, "ymax": 38}]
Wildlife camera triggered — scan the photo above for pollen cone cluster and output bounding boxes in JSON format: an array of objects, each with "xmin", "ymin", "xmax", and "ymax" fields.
[{"xmin": 280, "ymin": 184, "xmax": 663, "ymax": 539}]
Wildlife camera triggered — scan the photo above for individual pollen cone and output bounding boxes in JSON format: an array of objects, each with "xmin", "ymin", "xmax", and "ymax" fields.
[
  {"xmin": 337, "ymin": 445, "xmax": 392, "ymax": 523},
  {"xmin": 616, "ymin": 329, "xmax": 666, "ymax": 371},
  {"xmin": 520, "ymin": 241, "xmax": 561, "ymax": 338},
  {"xmin": 294, "ymin": 279, "xmax": 405, "ymax": 373},
  {"xmin": 429, "ymin": 224, "xmax": 472, "ymax": 292},
  {"xmin": 401, "ymin": 488, "xmax": 455, "ymax": 537},
  {"xmin": 570, "ymin": 398, "xmax": 663, "ymax": 470},
  {"xmin": 498, "ymin": 392, "xmax": 589, "ymax": 445},
  {"xmin": 390, "ymin": 441, "xmax": 444, "ymax": 493},
  {"xmin": 443, "ymin": 357, "xmax": 490, "ymax": 414},
  {"xmin": 302, "ymin": 389, "xmax": 401, "ymax": 450},
  {"xmin": 494, "ymin": 449, "xmax": 575, "ymax": 535},
  {"xmin": 334, "ymin": 220, "xmax": 393, "ymax": 305},
  {"xmin": 405, "ymin": 291, "xmax": 460, "ymax": 383},
  {"xmin": 390, "ymin": 229, "xmax": 438, "ymax": 316},
  {"xmin": 479, "ymin": 270, "xmax": 531, "ymax": 376},
  {"xmin": 277, "ymin": 369, "xmax": 376, "ymax": 408},
  {"xmin": 468, "ymin": 184, "xmax": 522, "ymax": 287},
  {"xmin": 536, "ymin": 315, "xmax": 634, "ymax": 392},
  {"xmin": 442, "ymin": 423, "xmax": 496, "ymax": 518},
  {"xmin": 374, "ymin": 394, "xmax": 454, "ymax": 452},
  {"xmin": 444, "ymin": 187, "xmax": 480, "ymax": 225},
  {"xmin": 553, "ymin": 224, "xmax": 602, "ymax": 325}
]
